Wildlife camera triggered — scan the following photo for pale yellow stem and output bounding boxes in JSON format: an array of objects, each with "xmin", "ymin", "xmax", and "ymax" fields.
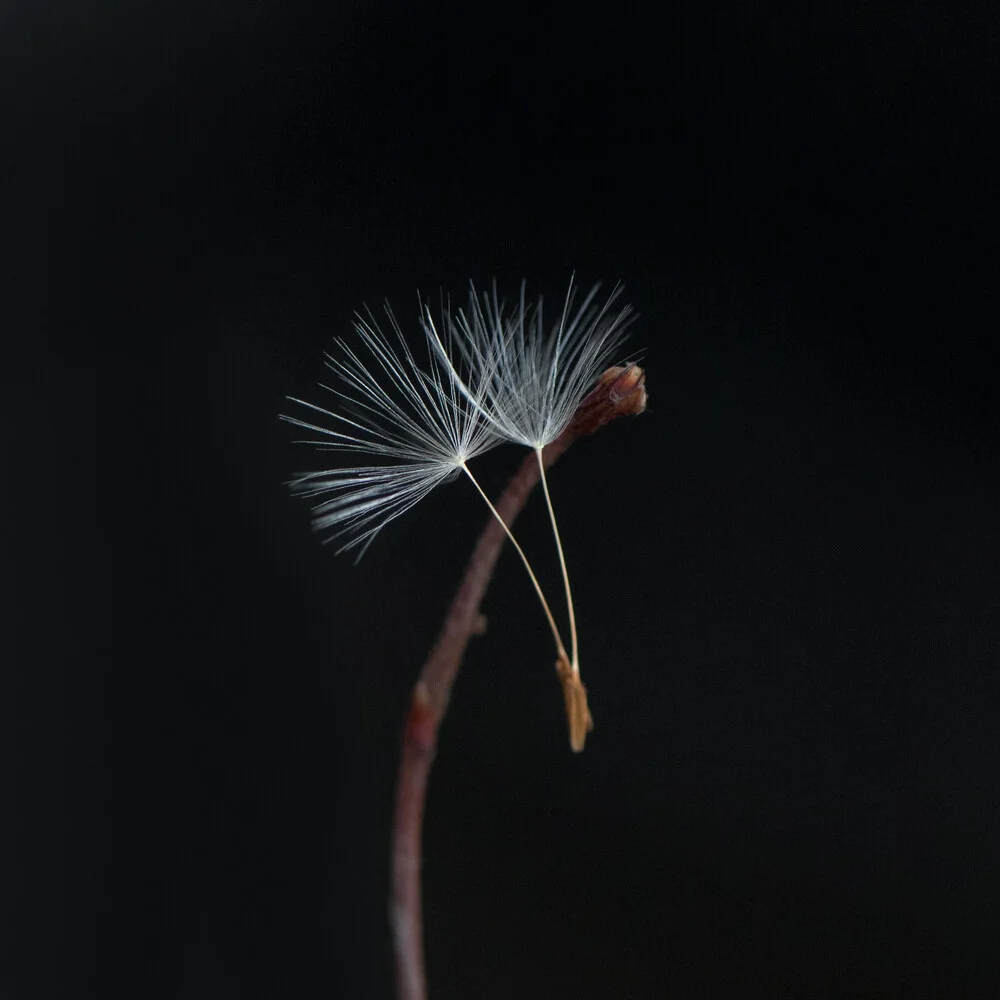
[
  {"xmin": 460, "ymin": 463, "xmax": 568, "ymax": 663},
  {"xmin": 536, "ymin": 448, "xmax": 579, "ymax": 674}
]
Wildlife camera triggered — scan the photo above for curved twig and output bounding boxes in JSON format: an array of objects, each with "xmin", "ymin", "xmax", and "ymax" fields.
[{"xmin": 390, "ymin": 365, "xmax": 647, "ymax": 1000}]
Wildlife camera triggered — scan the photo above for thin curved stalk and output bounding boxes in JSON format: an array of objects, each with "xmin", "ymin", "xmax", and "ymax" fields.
[
  {"xmin": 536, "ymin": 448, "xmax": 578, "ymax": 672},
  {"xmin": 461, "ymin": 463, "xmax": 569, "ymax": 664},
  {"xmin": 390, "ymin": 364, "xmax": 647, "ymax": 1000}
]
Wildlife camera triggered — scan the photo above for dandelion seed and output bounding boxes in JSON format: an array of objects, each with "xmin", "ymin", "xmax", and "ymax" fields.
[
  {"xmin": 284, "ymin": 282, "xmax": 638, "ymax": 751},
  {"xmin": 430, "ymin": 278, "xmax": 637, "ymax": 749},
  {"xmin": 281, "ymin": 296, "xmax": 574, "ymax": 677},
  {"xmin": 280, "ymin": 304, "xmax": 501, "ymax": 557},
  {"xmin": 448, "ymin": 277, "xmax": 635, "ymax": 451}
]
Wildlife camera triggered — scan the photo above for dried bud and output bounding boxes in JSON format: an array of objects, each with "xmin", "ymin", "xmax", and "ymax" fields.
[
  {"xmin": 567, "ymin": 364, "xmax": 647, "ymax": 439},
  {"xmin": 556, "ymin": 654, "xmax": 594, "ymax": 752}
]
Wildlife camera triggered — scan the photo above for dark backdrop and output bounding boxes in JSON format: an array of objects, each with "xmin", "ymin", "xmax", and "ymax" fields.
[{"xmin": 4, "ymin": 2, "xmax": 999, "ymax": 997}]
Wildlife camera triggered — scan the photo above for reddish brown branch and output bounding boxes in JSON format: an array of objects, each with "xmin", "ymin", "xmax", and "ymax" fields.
[{"xmin": 390, "ymin": 365, "xmax": 646, "ymax": 1000}]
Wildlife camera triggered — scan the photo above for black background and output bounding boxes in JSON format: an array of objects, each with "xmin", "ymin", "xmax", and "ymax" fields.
[{"xmin": 4, "ymin": 2, "xmax": 999, "ymax": 997}]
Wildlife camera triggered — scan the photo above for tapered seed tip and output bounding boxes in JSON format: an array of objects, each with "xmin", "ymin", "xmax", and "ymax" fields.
[{"xmin": 556, "ymin": 656, "xmax": 594, "ymax": 752}]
